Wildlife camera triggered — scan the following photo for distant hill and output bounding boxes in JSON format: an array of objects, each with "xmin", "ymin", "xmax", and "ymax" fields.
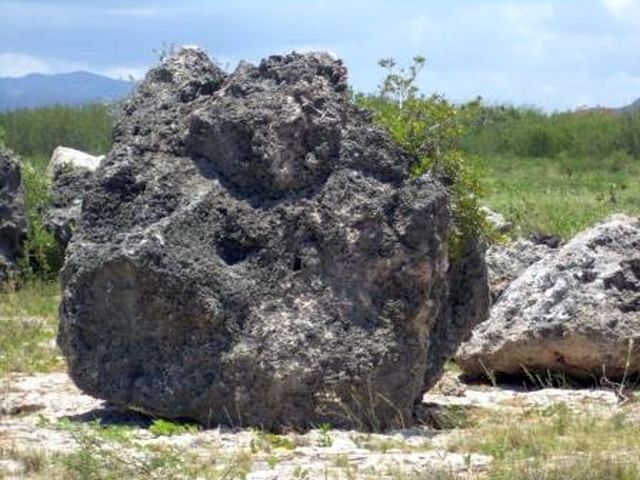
[
  {"xmin": 0, "ymin": 72, "xmax": 132, "ymax": 111},
  {"xmin": 616, "ymin": 98, "xmax": 640, "ymax": 114}
]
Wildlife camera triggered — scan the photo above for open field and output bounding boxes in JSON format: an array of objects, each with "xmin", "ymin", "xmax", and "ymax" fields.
[{"xmin": 479, "ymin": 152, "xmax": 640, "ymax": 239}]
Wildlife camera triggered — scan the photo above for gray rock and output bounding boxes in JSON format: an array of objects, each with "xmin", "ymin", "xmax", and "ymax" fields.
[
  {"xmin": 0, "ymin": 147, "xmax": 27, "ymax": 282},
  {"xmin": 486, "ymin": 239, "xmax": 555, "ymax": 303},
  {"xmin": 58, "ymin": 48, "xmax": 480, "ymax": 431},
  {"xmin": 45, "ymin": 147, "xmax": 103, "ymax": 249},
  {"xmin": 457, "ymin": 215, "xmax": 640, "ymax": 380}
]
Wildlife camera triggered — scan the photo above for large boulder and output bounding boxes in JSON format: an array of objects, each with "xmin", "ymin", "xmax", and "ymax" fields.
[
  {"xmin": 45, "ymin": 147, "xmax": 103, "ymax": 249},
  {"xmin": 0, "ymin": 147, "xmax": 27, "ymax": 282},
  {"xmin": 58, "ymin": 47, "xmax": 481, "ymax": 431},
  {"xmin": 457, "ymin": 215, "xmax": 640, "ymax": 380}
]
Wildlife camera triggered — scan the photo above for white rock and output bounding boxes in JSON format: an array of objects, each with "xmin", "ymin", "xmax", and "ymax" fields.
[{"xmin": 48, "ymin": 146, "xmax": 103, "ymax": 177}]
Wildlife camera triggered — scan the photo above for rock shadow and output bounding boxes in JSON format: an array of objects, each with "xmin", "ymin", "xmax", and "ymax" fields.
[{"xmin": 65, "ymin": 404, "xmax": 153, "ymax": 428}]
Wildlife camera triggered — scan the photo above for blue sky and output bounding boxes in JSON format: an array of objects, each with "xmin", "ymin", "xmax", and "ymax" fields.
[{"xmin": 1, "ymin": 0, "xmax": 640, "ymax": 110}]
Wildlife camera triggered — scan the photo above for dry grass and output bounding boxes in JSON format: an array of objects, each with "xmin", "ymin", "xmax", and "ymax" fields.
[{"xmin": 447, "ymin": 402, "xmax": 640, "ymax": 479}]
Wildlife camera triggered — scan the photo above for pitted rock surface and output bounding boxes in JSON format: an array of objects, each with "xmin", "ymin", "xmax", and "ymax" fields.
[
  {"xmin": 58, "ymin": 48, "xmax": 480, "ymax": 430},
  {"xmin": 457, "ymin": 215, "xmax": 640, "ymax": 379},
  {"xmin": 486, "ymin": 238, "xmax": 555, "ymax": 303},
  {"xmin": 0, "ymin": 147, "xmax": 27, "ymax": 282}
]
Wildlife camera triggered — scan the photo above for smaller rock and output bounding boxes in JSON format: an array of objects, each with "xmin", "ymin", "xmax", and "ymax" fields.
[
  {"xmin": 0, "ymin": 147, "xmax": 27, "ymax": 282},
  {"xmin": 457, "ymin": 215, "xmax": 640, "ymax": 380},
  {"xmin": 48, "ymin": 146, "xmax": 103, "ymax": 178},
  {"xmin": 424, "ymin": 237, "xmax": 490, "ymax": 389},
  {"xmin": 44, "ymin": 147, "xmax": 103, "ymax": 249}
]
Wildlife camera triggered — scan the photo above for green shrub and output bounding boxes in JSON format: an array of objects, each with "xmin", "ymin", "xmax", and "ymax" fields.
[
  {"xmin": 462, "ymin": 103, "xmax": 640, "ymax": 161},
  {"xmin": 357, "ymin": 56, "xmax": 493, "ymax": 255},
  {"xmin": 18, "ymin": 157, "xmax": 64, "ymax": 280},
  {"xmin": 619, "ymin": 112, "xmax": 640, "ymax": 158}
]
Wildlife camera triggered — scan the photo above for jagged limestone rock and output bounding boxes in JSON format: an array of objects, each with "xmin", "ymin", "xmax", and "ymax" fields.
[
  {"xmin": 457, "ymin": 215, "xmax": 640, "ymax": 380},
  {"xmin": 58, "ymin": 48, "xmax": 486, "ymax": 430}
]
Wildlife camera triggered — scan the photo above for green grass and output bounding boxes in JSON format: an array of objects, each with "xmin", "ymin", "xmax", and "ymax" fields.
[
  {"xmin": 0, "ymin": 280, "xmax": 62, "ymax": 375},
  {"xmin": 0, "ymin": 103, "xmax": 112, "ymax": 281},
  {"xmin": 479, "ymin": 151, "xmax": 640, "ymax": 238},
  {"xmin": 3, "ymin": 417, "xmax": 257, "ymax": 480},
  {"xmin": 5, "ymin": 398, "xmax": 640, "ymax": 479},
  {"xmin": 148, "ymin": 419, "xmax": 199, "ymax": 437}
]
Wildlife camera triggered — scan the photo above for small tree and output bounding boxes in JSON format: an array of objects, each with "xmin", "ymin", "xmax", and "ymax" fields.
[
  {"xmin": 358, "ymin": 56, "xmax": 493, "ymax": 256},
  {"xmin": 377, "ymin": 55, "xmax": 426, "ymax": 107}
]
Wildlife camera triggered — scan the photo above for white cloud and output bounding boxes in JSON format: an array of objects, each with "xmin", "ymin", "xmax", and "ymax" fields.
[
  {"xmin": 101, "ymin": 66, "xmax": 148, "ymax": 81},
  {"xmin": 603, "ymin": 0, "xmax": 633, "ymax": 16},
  {"xmin": 287, "ymin": 45, "xmax": 340, "ymax": 59},
  {"xmin": 504, "ymin": 2, "xmax": 555, "ymax": 57},
  {"xmin": 0, "ymin": 51, "xmax": 149, "ymax": 81},
  {"xmin": 0, "ymin": 53, "xmax": 52, "ymax": 77},
  {"xmin": 2, "ymin": 1, "xmax": 640, "ymax": 110},
  {"xmin": 602, "ymin": 0, "xmax": 640, "ymax": 20}
]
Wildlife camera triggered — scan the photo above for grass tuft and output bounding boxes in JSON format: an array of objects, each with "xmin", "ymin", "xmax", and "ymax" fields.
[{"xmin": 0, "ymin": 280, "xmax": 62, "ymax": 375}]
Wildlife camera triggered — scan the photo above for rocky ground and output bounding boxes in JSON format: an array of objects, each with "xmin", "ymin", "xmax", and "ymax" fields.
[{"xmin": 1, "ymin": 369, "xmax": 638, "ymax": 479}]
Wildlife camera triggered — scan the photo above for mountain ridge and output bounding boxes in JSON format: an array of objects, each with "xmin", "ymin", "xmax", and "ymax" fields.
[{"xmin": 0, "ymin": 71, "xmax": 132, "ymax": 111}]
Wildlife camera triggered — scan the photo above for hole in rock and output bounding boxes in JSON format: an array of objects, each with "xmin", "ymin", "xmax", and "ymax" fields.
[
  {"xmin": 217, "ymin": 238, "xmax": 260, "ymax": 265},
  {"xmin": 292, "ymin": 257, "xmax": 302, "ymax": 271}
]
